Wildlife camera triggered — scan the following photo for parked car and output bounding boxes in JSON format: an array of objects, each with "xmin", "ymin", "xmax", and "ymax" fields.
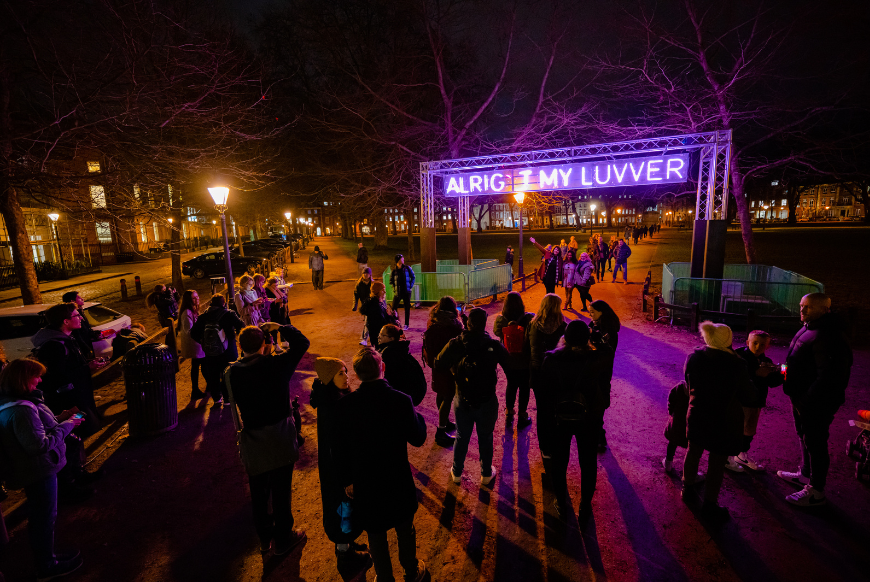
[
  {"xmin": 228, "ymin": 243, "xmax": 277, "ymax": 260},
  {"xmin": 0, "ymin": 302, "xmax": 131, "ymax": 360},
  {"xmin": 182, "ymin": 251, "xmax": 268, "ymax": 279}
]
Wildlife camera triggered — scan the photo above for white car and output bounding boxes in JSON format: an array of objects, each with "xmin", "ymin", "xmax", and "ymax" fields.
[{"xmin": 0, "ymin": 302, "xmax": 132, "ymax": 360}]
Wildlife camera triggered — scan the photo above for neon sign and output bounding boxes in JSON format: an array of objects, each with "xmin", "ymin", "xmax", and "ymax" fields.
[{"xmin": 442, "ymin": 154, "xmax": 688, "ymax": 197}]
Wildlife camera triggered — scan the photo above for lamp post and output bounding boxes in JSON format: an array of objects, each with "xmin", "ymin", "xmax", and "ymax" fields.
[
  {"xmin": 284, "ymin": 212, "xmax": 295, "ymax": 263},
  {"xmin": 513, "ymin": 192, "xmax": 526, "ymax": 291},
  {"xmin": 590, "ymin": 204, "xmax": 596, "ymax": 234},
  {"xmin": 47, "ymin": 213, "xmax": 66, "ymax": 273},
  {"xmin": 208, "ymin": 187, "xmax": 234, "ymax": 293}
]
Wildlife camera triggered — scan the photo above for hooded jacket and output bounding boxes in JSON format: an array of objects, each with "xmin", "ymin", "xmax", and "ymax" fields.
[
  {"xmin": 540, "ymin": 344, "xmax": 613, "ymax": 420},
  {"xmin": 783, "ymin": 312, "xmax": 853, "ymax": 416},
  {"xmin": 527, "ymin": 318, "xmax": 567, "ymax": 370},
  {"xmin": 423, "ymin": 310, "xmax": 464, "ymax": 397},
  {"xmin": 0, "ymin": 390, "xmax": 75, "ymax": 488},
  {"xmin": 379, "ymin": 340, "xmax": 426, "ymax": 406},
  {"xmin": 434, "ymin": 329, "xmax": 510, "ymax": 405},
  {"xmin": 190, "ymin": 305, "xmax": 246, "ymax": 361},
  {"xmin": 734, "ymin": 347, "xmax": 783, "ymax": 408},
  {"xmin": 613, "ymin": 243, "xmax": 632, "ymax": 263},
  {"xmin": 31, "ymin": 327, "xmax": 93, "ymax": 413},
  {"xmin": 574, "ymin": 260, "xmax": 595, "ymax": 287}
]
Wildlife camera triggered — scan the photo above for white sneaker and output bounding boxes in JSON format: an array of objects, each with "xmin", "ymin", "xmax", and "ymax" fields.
[
  {"xmin": 724, "ymin": 456, "xmax": 745, "ymax": 473},
  {"xmin": 403, "ymin": 324, "xmax": 409, "ymax": 330},
  {"xmin": 786, "ymin": 484, "xmax": 826, "ymax": 507},
  {"xmin": 735, "ymin": 453, "xmax": 763, "ymax": 471},
  {"xmin": 776, "ymin": 470, "xmax": 810, "ymax": 488},
  {"xmin": 662, "ymin": 458, "xmax": 674, "ymax": 473},
  {"xmin": 449, "ymin": 468, "xmax": 461, "ymax": 484},
  {"xmin": 480, "ymin": 466, "xmax": 496, "ymax": 486}
]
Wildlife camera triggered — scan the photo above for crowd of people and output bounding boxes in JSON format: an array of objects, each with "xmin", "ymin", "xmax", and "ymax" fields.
[{"xmin": 0, "ymin": 227, "xmax": 855, "ymax": 581}]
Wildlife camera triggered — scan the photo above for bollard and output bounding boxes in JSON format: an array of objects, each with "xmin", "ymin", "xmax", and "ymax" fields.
[
  {"xmin": 642, "ymin": 290, "xmax": 648, "ymax": 313},
  {"xmin": 690, "ymin": 302, "xmax": 700, "ymax": 331},
  {"xmin": 654, "ymin": 295, "xmax": 661, "ymax": 320},
  {"xmin": 120, "ymin": 278, "xmax": 128, "ymax": 300},
  {"xmin": 134, "ymin": 275, "xmax": 142, "ymax": 296}
]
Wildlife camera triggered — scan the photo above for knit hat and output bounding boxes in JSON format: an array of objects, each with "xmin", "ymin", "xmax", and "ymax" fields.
[
  {"xmin": 467, "ymin": 307, "xmax": 488, "ymax": 331},
  {"xmin": 699, "ymin": 321, "xmax": 733, "ymax": 351},
  {"xmin": 564, "ymin": 320, "xmax": 590, "ymax": 347},
  {"xmin": 394, "ymin": 254, "xmax": 404, "ymax": 264},
  {"xmin": 314, "ymin": 357, "xmax": 346, "ymax": 384}
]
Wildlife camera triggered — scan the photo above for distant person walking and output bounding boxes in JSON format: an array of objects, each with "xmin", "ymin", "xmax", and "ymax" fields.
[
  {"xmin": 777, "ymin": 293, "xmax": 853, "ymax": 507},
  {"xmin": 309, "ymin": 246, "xmax": 329, "ymax": 290},
  {"xmin": 353, "ymin": 268, "xmax": 373, "ymax": 346},
  {"xmin": 611, "ymin": 239, "xmax": 632, "ymax": 284},
  {"xmin": 504, "ymin": 246, "xmax": 514, "ymax": 272},
  {"xmin": 389, "ymin": 254, "xmax": 416, "ymax": 330},
  {"xmin": 356, "ymin": 241, "xmax": 369, "ymax": 275}
]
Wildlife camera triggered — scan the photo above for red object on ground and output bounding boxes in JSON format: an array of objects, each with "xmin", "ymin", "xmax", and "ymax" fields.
[{"xmin": 859, "ymin": 410, "xmax": 870, "ymax": 422}]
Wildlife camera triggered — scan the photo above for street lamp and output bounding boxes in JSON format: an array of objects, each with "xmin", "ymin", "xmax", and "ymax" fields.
[
  {"xmin": 513, "ymin": 192, "xmax": 526, "ymax": 291},
  {"xmin": 47, "ymin": 213, "xmax": 66, "ymax": 273},
  {"xmin": 284, "ymin": 212, "xmax": 295, "ymax": 263},
  {"xmin": 208, "ymin": 186, "xmax": 234, "ymax": 295},
  {"xmin": 590, "ymin": 204, "xmax": 597, "ymax": 232}
]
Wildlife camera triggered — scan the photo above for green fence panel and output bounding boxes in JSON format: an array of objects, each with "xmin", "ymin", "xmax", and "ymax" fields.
[
  {"xmin": 417, "ymin": 272, "xmax": 468, "ymax": 302},
  {"xmin": 467, "ymin": 264, "xmax": 513, "ymax": 301}
]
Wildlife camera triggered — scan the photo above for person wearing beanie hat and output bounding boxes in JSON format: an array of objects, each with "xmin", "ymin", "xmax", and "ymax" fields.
[
  {"xmin": 389, "ymin": 254, "xmax": 416, "ymax": 330},
  {"xmin": 539, "ymin": 319, "xmax": 612, "ymax": 521},
  {"xmin": 309, "ymin": 358, "xmax": 370, "ymax": 573},
  {"xmin": 308, "ymin": 245, "xmax": 329, "ymax": 290},
  {"xmin": 435, "ymin": 307, "xmax": 511, "ymax": 487},
  {"xmin": 682, "ymin": 321, "xmax": 755, "ymax": 523}
]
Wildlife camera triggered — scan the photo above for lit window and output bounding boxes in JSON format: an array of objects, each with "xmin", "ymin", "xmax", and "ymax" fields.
[
  {"xmin": 90, "ymin": 185, "xmax": 106, "ymax": 208},
  {"xmin": 781, "ymin": 199, "xmax": 787, "ymax": 206},
  {"xmin": 324, "ymin": 202, "xmax": 328, "ymax": 206},
  {"xmin": 95, "ymin": 222, "xmax": 112, "ymax": 242},
  {"xmin": 87, "ymin": 161, "xmax": 101, "ymax": 173},
  {"xmin": 133, "ymin": 184, "xmax": 140, "ymax": 199},
  {"xmin": 751, "ymin": 201, "xmax": 755, "ymax": 207},
  {"xmin": 771, "ymin": 180, "xmax": 779, "ymax": 186},
  {"xmin": 140, "ymin": 223, "xmax": 147, "ymax": 242}
]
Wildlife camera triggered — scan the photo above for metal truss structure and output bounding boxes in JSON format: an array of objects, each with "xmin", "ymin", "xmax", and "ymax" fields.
[{"xmin": 419, "ymin": 130, "xmax": 732, "ymax": 225}]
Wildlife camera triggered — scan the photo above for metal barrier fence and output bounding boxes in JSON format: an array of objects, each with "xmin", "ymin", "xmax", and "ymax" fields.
[
  {"xmin": 662, "ymin": 262, "xmax": 824, "ymax": 317},
  {"xmin": 467, "ymin": 264, "xmax": 513, "ymax": 301},
  {"xmin": 383, "ymin": 259, "xmax": 513, "ymax": 303}
]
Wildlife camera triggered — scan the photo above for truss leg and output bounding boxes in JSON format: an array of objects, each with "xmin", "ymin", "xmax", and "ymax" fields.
[
  {"xmin": 421, "ymin": 227, "xmax": 436, "ymax": 272},
  {"xmin": 457, "ymin": 195, "xmax": 471, "ymax": 265},
  {"xmin": 690, "ymin": 219, "xmax": 726, "ymax": 279}
]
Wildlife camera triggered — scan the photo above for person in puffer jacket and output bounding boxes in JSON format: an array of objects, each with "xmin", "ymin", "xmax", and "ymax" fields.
[
  {"xmin": 0, "ymin": 358, "xmax": 85, "ymax": 579},
  {"xmin": 611, "ymin": 239, "xmax": 632, "ymax": 283}
]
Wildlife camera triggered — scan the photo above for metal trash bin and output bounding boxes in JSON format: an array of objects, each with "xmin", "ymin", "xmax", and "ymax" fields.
[{"xmin": 123, "ymin": 343, "xmax": 178, "ymax": 437}]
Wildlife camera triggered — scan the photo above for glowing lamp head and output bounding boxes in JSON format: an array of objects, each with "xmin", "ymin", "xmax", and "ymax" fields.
[
  {"xmin": 168, "ymin": 218, "xmax": 173, "ymax": 223},
  {"xmin": 590, "ymin": 204, "xmax": 596, "ymax": 212},
  {"xmin": 48, "ymin": 213, "xmax": 60, "ymax": 222},
  {"xmin": 513, "ymin": 192, "xmax": 525, "ymax": 204},
  {"xmin": 284, "ymin": 212, "xmax": 291, "ymax": 220},
  {"xmin": 208, "ymin": 187, "xmax": 229, "ymax": 206},
  {"xmin": 212, "ymin": 220, "xmax": 216, "ymax": 224}
]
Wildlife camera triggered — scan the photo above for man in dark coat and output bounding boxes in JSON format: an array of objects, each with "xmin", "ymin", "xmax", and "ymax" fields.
[
  {"xmin": 377, "ymin": 325, "xmax": 426, "ymax": 406},
  {"xmin": 190, "ymin": 294, "xmax": 245, "ymax": 404},
  {"xmin": 389, "ymin": 254, "xmax": 416, "ymax": 330},
  {"xmin": 334, "ymin": 348, "xmax": 427, "ymax": 582},
  {"xmin": 308, "ymin": 245, "xmax": 329, "ymax": 290},
  {"xmin": 611, "ymin": 239, "xmax": 632, "ymax": 284},
  {"xmin": 225, "ymin": 322, "xmax": 310, "ymax": 555},
  {"xmin": 777, "ymin": 293, "xmax": 853, "ymax": 507},
  {"xmin": 356, "ymin": 241, "xmax": 369, "ymax": 275},
  {"xmin": 504, "ymin": 246, "xmax": 514, "ymax": 271},
  {"xmin": 61, "ymin": 291, "xmax": 104, "ymax": 359}
]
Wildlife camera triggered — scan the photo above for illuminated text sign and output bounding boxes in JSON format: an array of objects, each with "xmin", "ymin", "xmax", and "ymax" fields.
[{"xmin": 442, "ymin": 154, "xmax": 688, "ymax": 197}]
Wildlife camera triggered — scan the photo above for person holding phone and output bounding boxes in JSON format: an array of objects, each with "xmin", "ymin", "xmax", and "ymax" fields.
[
  {"xmin": 0, "ymin": 358, "xmax": 85, "ymax": 580},
  {"xmin": 235, "ymin": 275, "xmax": 265, "ymax": 327}
]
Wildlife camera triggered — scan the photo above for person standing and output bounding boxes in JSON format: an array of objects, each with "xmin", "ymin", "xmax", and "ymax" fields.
[
  {"xmin": 235, "ymin": 275, "xmax": 265, "ymax": 327},
  {"xmin": 0, "ymin": 359, "xmax": 85, "ymax": 580},
  {"xmin": 611, "ymin": 239, "xmax": 632, "ymax": 284},
  {"xmin": 309, "ymin": 245, "xmax": 329, "ymax": 290},
  {"xmin": 334, "ymin": 348, "xmax": 428, "ymax": 582},
  {"xmin": 527, "ymin": 294, "xmax": 567, "ymax": 459},
  {"xmin": 146, "ymin": 284, "xmax": 179, "ymax": 329},
  {"xmin": 265, "ymin": 277, "xmax": 290, "ymax": 325},
  {"xmin": 568, "ymin": 236, "xmax": 578, "ymax": 252},
  {"xmin": 777, "ymin": 293, "xmax": 853, "ymax": 507},
  {"xmin": 436, "ymin": 308, "xmax": 510, "ymax": 486},
  {"xmin": 561, "ymin": 249, "xmax": 578, "ymax": 310},
  {"xmin": 356, "ymin": 241, "xmax": 369, "ymax": 276},
  {"xmin": 224, "ymin": 322, "xmax": 310, "ymax": 555},
  {"xmin": 573, "ymin": 253, "xmax": 595, "ymax": 312},
  {"xmin": 377, "ymin": 324, "xmax": 427, "ymax": 406},
  {"xmin": 541, "ymin": 320, "xmax": 612, "ymax": 521},
  {"xmin": 190, "ymin": 295, "xmax": 246, "ymax": 405},
  {"xmin": 682, "ymin": 322, "xmax": 755, "ymax": 522},
  {"xmin": 607, "ymin": 236, "xmax": 618, "ymax": 272},
  {"xmin": 596, "ymin": 237, "xmax": 609, "ymax": 282},
  {"xmin": 504, "ymin": 246, "xmax": 514, "ymax": 274},
  {"xmin": 529, "ymin": 238, "xmax": 560, "ymax": 294},
  {"xmin": 493, "ymin": 292, "xmax": 534, "ymax": 428},
  {"xmin": 309, "ymin": 358, "xmax": 370, "ymax": 574},
  {"xmin": 177, "ymin": 290, "xmax": 207, "ymax": 401},
  {"xmin": 389, "ymin": 254, "xmax": 416, "ymax": 330},
  {"xmin": 360, "ymin": 282, "xmax": 398, "ymax": 350},
  {"xmin": 588, "ymin": 300, "xmax": 620, "ymax": 451},
  {"xmin": 353, "ymin": 268, "xmax": 373, "ymax": 346},
  {"xmin": 423, "ymin": 297, "xmax": 464, "ymax": 446},
  {"xmin": 60, "ymin": 291, "xmax": 105, "ymax": 359}
]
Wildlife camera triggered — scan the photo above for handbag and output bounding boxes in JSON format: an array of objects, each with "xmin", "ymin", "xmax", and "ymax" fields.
[{"xmin": 224, "ymin": 366, "xmax": 299, "ymax": 476}]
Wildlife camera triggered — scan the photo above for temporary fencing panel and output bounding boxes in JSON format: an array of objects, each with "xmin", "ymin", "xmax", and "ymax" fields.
[{"xmin": 467, "ymin": 264, "xmax": 513, "ymax": 301}]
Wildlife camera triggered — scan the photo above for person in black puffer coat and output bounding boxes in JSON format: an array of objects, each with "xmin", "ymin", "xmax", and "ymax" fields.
[
  {"xmin": 377, "ymin": 325, "xmax": 426, "ymax": 406},
  {"xmin": 359, "ymin": 282, "xmax": 398, "ymax": 350},
  {"xmin": 310, "ymin": 358, "xmax": 369, "ymax": 574},
  {"xmin": 353, "ymin": 268, "xmax": 373, "ymax": 346}
]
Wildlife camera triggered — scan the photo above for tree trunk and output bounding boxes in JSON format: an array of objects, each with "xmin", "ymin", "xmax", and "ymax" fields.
[
  {"xmin": 372, "ymin": 212, "xmax": 389, "ymax": 249},
  {"xmin": 729, "ymin": 157, "xmax": 758, "ymax": 264},
  {"xmin": 547, "ymin": 210, "xmax": 554, "ymax": 229},
  {"xmin": 0, "ymin": 185, "xmax": 41, "ymax": 304},
  {"xmin": 406, "ymin": 222, "xmax": 415, "ymax": 260},
  {"xmin": 170, "ymin": 206, "xmax": 184, "ymax": 293},
  {"xmin": 450, "ymin": 213, "xmax": 457, "ymax": 233}
]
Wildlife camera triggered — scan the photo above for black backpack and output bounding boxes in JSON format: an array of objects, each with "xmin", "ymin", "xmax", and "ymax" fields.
[
  {"xmin": 201, "ymin": 319, "xmax": 228, "ymax": 357},
  {"xmin": 455, "ymin": 338, "xmax": 496, "ymax": 408}
]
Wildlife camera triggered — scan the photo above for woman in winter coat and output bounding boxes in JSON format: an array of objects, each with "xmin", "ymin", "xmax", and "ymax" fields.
[
  {"xmin": 682, "ymin": 321, "xmax": 755, "ymax": 522},
  {"xmin": 353, "ymin": 268, "xmax": 373, "ymax": 346},
  {"xmin": 359, "ymin": 282, "xmax": 397, "ymax": 350},
  {"xmin": 561, "ymin": 249, "xmax": 578, "ymax": 310},
  {"xmin": 146, "ymin": 284, "xmax": 179, "ymax": 328},
  {"xmin": 177, "ymin": 290, "xmax": 207, "ymax": 401},
  {"xmin": 588, "ymin": 300, "xmax": 620, "ymax": 450},
  {"xmin": 527, "ymin": 293, "xmax": 567, "ymax": 458},
  {"xmin": 309, "ymin": 358, "xmax": 369, "ymax": 573},
  {"xmin": 377, "ymin": 325, "xmax": 426, "ymax": 406},
  {"xmin": 265, "ymin": 277, "xmax": 289, "ymax": 325},
  {"xmin": 235, "ymin": 275, "xmax": 265, "ymax": 327},
  {"xmin": 0, "ymin": 359, "xmax": 85, "ymax": 579},
  {"xmin": 574, "ymin": 253, "xmax": 595, "ymax": 311},
  {"xmin": 493, "ymin": 292, "xmax": 534, "ymax": 427},
  {"xmin": 422, "ymin": 296, "xmax": 464, "ymax": 446},
  {"xmin": 253, "ymin": 274, "xmax": 271, "ymax": 324}
]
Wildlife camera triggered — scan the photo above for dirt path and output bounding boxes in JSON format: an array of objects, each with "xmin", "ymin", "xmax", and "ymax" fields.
[{"xmin": 1, "ymin": 232, "xmax": 868, "ymax": 582}]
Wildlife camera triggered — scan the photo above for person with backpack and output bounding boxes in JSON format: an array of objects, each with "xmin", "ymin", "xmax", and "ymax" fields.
[
  {"xmin": 540, "ymin": 320, "xmax": 613, "ymax": 520},
  {"xmin": 389, "ymin": 254, "xmax": 416, "ymax": 330},
  {"xmin": 190, "ymin": 295, "xmax": 246, "ymax": 405},
  {"xmin": 31, "ymin": 303, "xmax": 101, "ymax": 435},
  {"xmin": 573, "ymin": 253, "xmax": 595, "ymax": 312},
  {"xmin": 223, "ymin": 322, "xmax": 310, "ymax": 556},
  {"xmin": 0, "ymin": 358, "xmax": 86, "ymax": 580},
  {"xmin": 377, "ymin": 325, "xmax": 426, "ymax": 406},
  {"xmin": 527, "ymin": 294, "xmax": 567, "ymax": 460},
  {"xmin": 177, "ymin": 290, "xmax": 207, "ymax": 402},
  {"xmin": 333, "ymin": 348, "xmax": 428, "ymax": 582},
  {"xmin": 493, "ymin": 292, "xmax": 534, "ymax": 428},
  {"xmin": 423, "ymin": 297, "xmax": 464, "ymax": 447},
  {"xmin": 309, "ymin": 245, "xmax": 329, "ymax": 290},
  {"xmin": 435, "ymin": 308, "xmax": 510, "ymax": 487},
  {"xmin": 353, "ymin": 268, "xmax": 373, "ymax": 346}
]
